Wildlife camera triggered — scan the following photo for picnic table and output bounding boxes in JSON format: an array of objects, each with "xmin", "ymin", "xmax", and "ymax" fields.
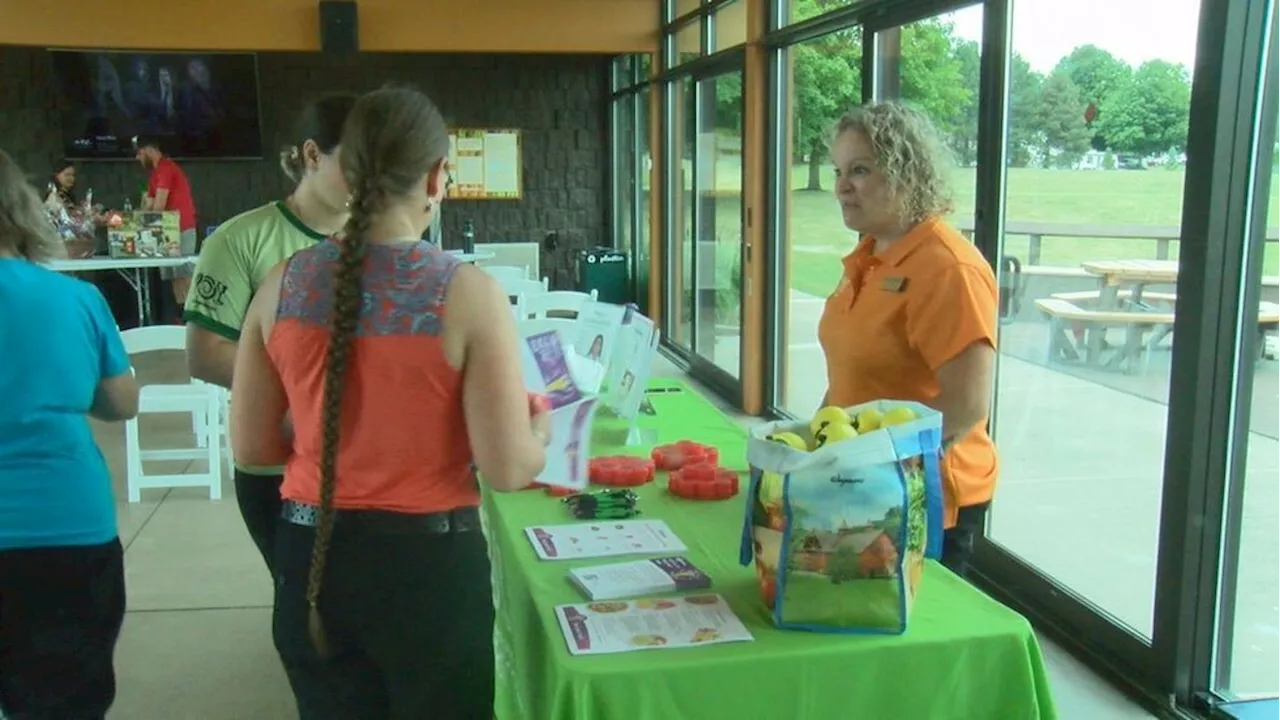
[{"xmin": 1035, "ymin": 259, "xmax": 1279, "ymax": 372}]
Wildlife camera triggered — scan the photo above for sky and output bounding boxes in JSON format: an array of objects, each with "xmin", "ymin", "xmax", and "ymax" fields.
[{"xmin": 947, "ymin": 0, "xmax": 1201, "ymax": 74}]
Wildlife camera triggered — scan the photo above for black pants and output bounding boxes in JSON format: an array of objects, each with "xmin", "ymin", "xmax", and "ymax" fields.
[
  {"xmin": 0, "ymin": 539, "xmax": 126, "ymax": 720},
  {"xmin": 273, "ymin": 516, "xmax": 495, "ymax": 720},
  {"xmin": 940, "ymin": 503, "xmax": 990, "ymax": 579},
  {"xmin": 234, "ymin": 470, "xmax": 284, "ymax": 574}
]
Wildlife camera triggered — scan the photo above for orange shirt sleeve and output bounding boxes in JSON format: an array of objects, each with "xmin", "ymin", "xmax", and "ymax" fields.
[{"xmin": 905, "ymin": 264, "xmax": 999, "ymax": 371}]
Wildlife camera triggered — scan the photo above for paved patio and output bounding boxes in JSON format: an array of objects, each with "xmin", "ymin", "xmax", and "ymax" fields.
[{"xmin": 695, "ymin": 288, "xmax": 1280, "ymax": 697}]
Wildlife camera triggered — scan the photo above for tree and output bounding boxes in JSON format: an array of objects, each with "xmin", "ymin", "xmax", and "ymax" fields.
[
  {"xmin": 1007, "ymin": 55, "xmax": 1045, "ymax": 168},
  {"xmin": 1097, "ymin": 60, "xmax": 1192, "ymax": 158},
  {"xmin": 950, "ymin": 39, "xmax": 981, "ymax": 166},
  {"xmin": 1053, "ymin": 45, "xmax": 1133, "ymax": 150},
  {"xmin": 897, "ymin": 20, "xmax": 970, "ymax": 138},
  {"xmin": 1038, "ymin": 70, "xmax": 1093, "ymax": 168},
  {"xmin": 790, "ymin": 13, "xmax": 861, "ymax": 190},
  {"xmin": 714, "ymin": 73, "xmax": 743, "ymax": 132}
]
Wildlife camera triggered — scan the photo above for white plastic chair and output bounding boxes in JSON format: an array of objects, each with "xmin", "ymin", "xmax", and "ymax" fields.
[
  {"xmin": 483, "ymin": 265, "xmax": 530, "ymax": 283},
  {"xmin": 120, "ymin": 326, "xmax": 224, "ymax": 502},
  {"xmin": 500, "ymin": 276, "xmax": 550, "ymax": 300},
  {"xmin": 523, "ymin": 290, "xmax": 599, "ymax": 319}
]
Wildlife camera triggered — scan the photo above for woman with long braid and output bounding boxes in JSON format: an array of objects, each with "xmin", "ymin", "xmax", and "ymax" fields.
[{"xmin": 229, "ymin": 86, "xmax": 550, "ymax": 718}]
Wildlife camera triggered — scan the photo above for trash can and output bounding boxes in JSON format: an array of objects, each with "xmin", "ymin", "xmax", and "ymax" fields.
[{"xmin": 577, "ymin": 247, "xmax": 629, "ymax": 305}]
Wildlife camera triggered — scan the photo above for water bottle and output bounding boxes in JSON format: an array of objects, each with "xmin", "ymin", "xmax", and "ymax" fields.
[
  {"xmin": 123, "ymin": 196, "xmax": 133, "ymax": 213},
  {"xmin": 462, "ymin": 218, "xmax": 476, "ymax": 255}
]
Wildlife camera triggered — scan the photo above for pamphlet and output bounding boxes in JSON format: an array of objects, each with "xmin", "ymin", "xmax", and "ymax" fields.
[
  {"xmin": 534, "ymin": 397, "xmax": 599, "ymax": 491},
  {"xmin": 602, "ymin": 307, "xmax": 660, "ymax": 420},
  {"xmin": 554, "ymin": 594, "xmax": 754, "ymax": 656},
  {"xmin": 573, "ymin": 301, "xmax": 626, "ymax": 370},
  {"xmin": 568, "ymin": 556, "xmax": 713, "ymax": 601},
  {"xmin": 522, "ymin": 329, "xmax": 583, "ymax": 410},
  {"xmin": 525, "ymin": 519, "xmax": 686, "ymax": 561}
]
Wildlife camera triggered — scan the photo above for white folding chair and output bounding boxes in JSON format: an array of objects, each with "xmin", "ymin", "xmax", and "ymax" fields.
[
  {"xmin": 500, "ymin": 277, "xmax": 550, "ymax": 301},
  {"xmin": 523, "ymin": 290, "xmax": 599, "ymax": 319},
  {"xmin": 483, "ymin": 265, "xmax": 530, "ymax": 283},
  {"xmin": 510, "ymin": 293, "xmax": 527, "ymax": 320},
  {"xmin": 120, "ymin": 326, "xmax": 224, "ymax": 502}
]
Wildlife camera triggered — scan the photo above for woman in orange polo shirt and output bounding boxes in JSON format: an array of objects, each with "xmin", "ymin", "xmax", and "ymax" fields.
[
  {"xmin": 229, "ymin": 87, "xmax": 550, "ymax": 719},
  {"xmin": 817, "ymin": 101, "xmax": 999, "ymax": 579}
]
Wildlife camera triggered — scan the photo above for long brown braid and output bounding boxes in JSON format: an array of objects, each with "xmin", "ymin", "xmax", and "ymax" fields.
[{"xmin": 302, "ymin": 86, "xmax": 451, "ymax": 656}]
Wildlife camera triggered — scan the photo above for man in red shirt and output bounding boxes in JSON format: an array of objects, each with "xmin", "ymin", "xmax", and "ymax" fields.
[{"xmin": 134, "ymin": 135, "xmax": 198, "ymax": 306}]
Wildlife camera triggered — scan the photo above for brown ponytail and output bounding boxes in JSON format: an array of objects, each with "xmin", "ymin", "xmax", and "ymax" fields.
[
  {"xmin": 299, "ymin": 85, "xmax": 451, "ymax": 655},
  {"xmin": 304, "ymin": 177, "xmax": 379, "ymax": 655}
]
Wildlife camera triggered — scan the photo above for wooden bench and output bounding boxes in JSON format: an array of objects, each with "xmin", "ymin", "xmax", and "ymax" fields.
[
  {"xmin": 1050, "ymin": 289, "xmax": 1178, "ymax": 305},
  {"xmin": 1035, "ymin": 298, "xmax": 1280, "ymax": 372}
]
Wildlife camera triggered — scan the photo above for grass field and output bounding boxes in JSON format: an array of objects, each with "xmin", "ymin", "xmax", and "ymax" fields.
[{"xmin": 666, "ymin": 159, "xmax": 1280, "ymax": 299}]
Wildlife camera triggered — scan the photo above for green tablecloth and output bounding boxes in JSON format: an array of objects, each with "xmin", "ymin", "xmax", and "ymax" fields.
[{"xmin": 484, "ymin": 379, "xmax": 1058, "ymax": 720}]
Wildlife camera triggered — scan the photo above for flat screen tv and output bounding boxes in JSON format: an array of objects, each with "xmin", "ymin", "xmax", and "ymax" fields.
[{"xmin": 49, "ymin": 49, "xmax": 263, "ymax": 160}]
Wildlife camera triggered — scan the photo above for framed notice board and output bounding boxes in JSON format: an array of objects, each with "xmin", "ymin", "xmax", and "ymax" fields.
[{"xmin": 447, "ymin": 128, "xmax": 522, "ymax": 200}]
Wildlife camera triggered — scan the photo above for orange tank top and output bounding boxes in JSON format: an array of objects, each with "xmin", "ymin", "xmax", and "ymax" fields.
[{"xmin": 268, "ymin": 239, "xmax": 477, "ymax": 513}]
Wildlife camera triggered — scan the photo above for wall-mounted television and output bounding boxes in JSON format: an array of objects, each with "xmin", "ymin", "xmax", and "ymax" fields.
[{"xmin": 49, "ymin": 49, "xmax": 264, "ymax": 161}]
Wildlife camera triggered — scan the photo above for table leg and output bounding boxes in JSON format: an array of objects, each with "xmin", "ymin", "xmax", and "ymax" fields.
[
  {"xmin": 140, "ymin": 269, "xmax": 154, "ymax": 325},
  {"xmin": 1087, "ymin": 284, "xmax": 1120, "ymax": 363}
]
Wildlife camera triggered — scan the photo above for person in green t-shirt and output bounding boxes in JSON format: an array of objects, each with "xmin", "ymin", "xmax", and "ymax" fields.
[{"xmin": 183, "ymin": 95, "xmax": 355, "ymax": 573}]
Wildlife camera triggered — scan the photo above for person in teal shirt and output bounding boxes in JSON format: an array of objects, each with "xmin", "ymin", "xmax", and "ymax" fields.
[
  {"xmin": 0, "ymin": 148, "xmax": 139, "ymax": 719},
  {"xmin": 184, "ymin": 95, "xmax": 355, "ymax": 573}
]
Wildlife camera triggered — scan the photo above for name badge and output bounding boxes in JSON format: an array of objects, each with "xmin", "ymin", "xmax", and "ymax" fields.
[{"xmin": 881, "ymin": 276, "xmax": 908, "ymax": 293}]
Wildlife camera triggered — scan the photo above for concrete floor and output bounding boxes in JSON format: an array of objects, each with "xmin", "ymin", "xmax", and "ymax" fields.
[{"xmin": 88, "ymin": 349, "xmax": 1164, "ymax": 719}]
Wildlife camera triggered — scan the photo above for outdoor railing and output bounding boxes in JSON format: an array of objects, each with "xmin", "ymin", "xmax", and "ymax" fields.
[{"xmin": 954, "ymin": 219, "xmax": 1280, "ymax": 265}]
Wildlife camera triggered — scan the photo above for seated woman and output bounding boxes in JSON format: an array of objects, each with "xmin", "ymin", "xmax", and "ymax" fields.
[
  {"xmin": 817, "ymin": 102, "xmax": 1000, "ymax": 579},
  {"xmin": 230, "ymin": 87, "xmax": 550, "ymax": 719},
  {"xmin": 0, "ymin": 149, "xmax": 139, "ymax": 718}
]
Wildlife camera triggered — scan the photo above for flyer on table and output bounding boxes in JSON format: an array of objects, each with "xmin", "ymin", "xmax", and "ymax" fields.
[
  {"xmin": 525, "ymin": 519, "xmax": 686, "ymax": 561},
  {"xmin": 569, "ymin": 556, "xmax": 713, "ymax": 601},
  {"xmin": 554, "ymin": 594, "xmax": 754, "ymax": 656}
]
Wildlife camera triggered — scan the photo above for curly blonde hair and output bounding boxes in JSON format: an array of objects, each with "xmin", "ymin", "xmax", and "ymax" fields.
[
  {"xmin": 0, "ymin": 149, "xmax": 60, "ymax": 262},
  {"xmin": 834, "ymin": 102, "xmax": 955, "ymax": 224}
]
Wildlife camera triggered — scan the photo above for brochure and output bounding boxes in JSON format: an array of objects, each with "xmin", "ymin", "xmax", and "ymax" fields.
[
  {"xmin": 601, "ymin": 307, "xmax": 660, "ymax": 420},
  {"xmin": 534, "ymin": 397, "xmax": 599, "ymax": 491},
  {"xmin": 525, "ymin": 519, "xmax": 686, "ymax": 561},
  {"xmin": 522, "ymin": 329, "xmax": 583, "ymax": 410},
  {"xmin": 568, "ymin": 556, "xmax": 713, "ymax": 601},
  {"xmin": 573, "ymin": 301, "xmax": 626, "ymax": 370},
  {"xmin": 554, "ymin": 594, "xmax": 754, "ymax": 656}
]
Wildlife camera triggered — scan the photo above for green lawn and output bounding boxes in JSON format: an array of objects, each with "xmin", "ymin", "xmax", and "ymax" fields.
[
  {"xmin": 665, "ymin": 158, "xmax": 1280, "ymax": 298},
  {"xmin": 779, "ymin": 571, "xmax": 903, "ymax": 630}
]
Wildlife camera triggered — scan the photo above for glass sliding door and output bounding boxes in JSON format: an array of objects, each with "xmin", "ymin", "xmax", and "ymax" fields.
[
  {"xmin": 773, "ymin": 24, "xmax": 863, "ymax": 416},
  {"xmin": 613, "ymin": 91, "xmax": 637, "ymax": 265},
  {"xmin": 667, "ymin": 76, "xmax": 696, "ymax": 348},
  {"xmin": 663, "ymin": 68, "xmax": 746, "ymax": 388},
  {"xmin": 985, "ymin": 0, "xmax": 1200, "ymax": 640},
  {"xmin": 693, "ymin": 70, "xmax": 745, "ymax": 379},
  {"xmin": 1213, "ymin": 10, "xmax": 1279, "ymax": 700},
  {"xmin": 636, "ymin": 87, "xmax": 654, "ymax": 315}
]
